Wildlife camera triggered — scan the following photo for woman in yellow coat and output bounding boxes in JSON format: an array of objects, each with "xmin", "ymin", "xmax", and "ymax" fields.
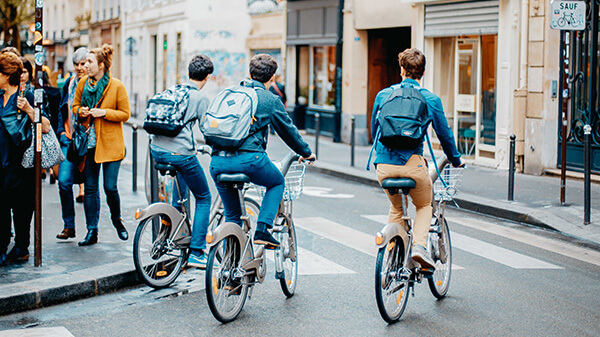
[{"xmin": 72, "ymin": 44, "xmax": 130, "ymax": 246}]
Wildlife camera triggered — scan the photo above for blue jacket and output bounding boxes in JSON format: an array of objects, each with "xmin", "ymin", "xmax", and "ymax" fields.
[
  {"xmin": 371, "ymin": 78, "xmax": 461, "ymax": 167},
  {"xmin": 215, "ymin": 79, "xmax": 312, "ymax": 158}
]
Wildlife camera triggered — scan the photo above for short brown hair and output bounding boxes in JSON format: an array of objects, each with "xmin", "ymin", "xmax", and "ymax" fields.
[
  {"xmin": 398, "ymin": 48, "xmax": 426, "ymax": 80},
  {"xmin": 90, "ymin": 44, "xmax": 114, "ymax": 71},
  {"xmin": 0, "ymin": 52, "xmax": 23, "ymax": 86},
  {"xmin": 249, "ymin": 54, "xmax": 277, "ymax": 83}
]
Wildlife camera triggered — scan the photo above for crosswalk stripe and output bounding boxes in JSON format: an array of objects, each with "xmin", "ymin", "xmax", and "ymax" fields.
[
  {"xmin": 447, "ymin": 216, "xmax": 600, "ymax": 267},
  {"xmin": 0, "ymin": 327, "xmax": 74, "ymax": 337},
  {"xmin": 264, "ymin": 247, "xmax": 356, "ymax": 275},
  {"xmin": 451, "ymin": 232, "xmax": 563, "ymax": 269},
  {"xmin": 296, "ymin": 217, "xmax": 378, "ymax": 257}
]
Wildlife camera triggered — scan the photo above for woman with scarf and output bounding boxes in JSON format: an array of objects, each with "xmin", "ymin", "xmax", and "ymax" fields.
[
  {"xmin": 0, "ymin": 52, "xmax": 51, "ymax": 266},
  {"xmin": 72, "ymin": 44, "xmax": 130, "ymax": 246},
  {"xmin": 55, "ymin": 47, "xmax": 89, "ymax": 240}
]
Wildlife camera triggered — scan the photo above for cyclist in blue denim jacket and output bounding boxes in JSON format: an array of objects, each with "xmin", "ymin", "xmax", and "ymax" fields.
[{"xmin": 210, "ymin": 54, "xmax": 315, "ymax": 248}]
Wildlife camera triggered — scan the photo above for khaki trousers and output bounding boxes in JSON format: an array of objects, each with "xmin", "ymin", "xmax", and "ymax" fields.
[{"xmin": 376, "ymin": 155, "xmax": 432, "ymax": 247}]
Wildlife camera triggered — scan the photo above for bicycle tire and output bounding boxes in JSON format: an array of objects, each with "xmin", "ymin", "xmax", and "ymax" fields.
[
  {"xmin": 428, "ymin": 217, "xmax": 452, "ymax": 298},
  {"xmin": 205, "ymin": 235, "xmax": 249, "ymax": 323},
  {"xmin": 375, "ymin": 237, "xmax": 410, "ymax": 323},
  {"xmin": 276, "ymin": 217, "xmax": 298, "ymax": 297},
  {"xmin": 133, "ymin": 213, "xmax": 188, "ymax": 289}
]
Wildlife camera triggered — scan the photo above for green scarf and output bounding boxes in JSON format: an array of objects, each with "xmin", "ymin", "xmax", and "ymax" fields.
[{"xmin": 81, "ymin": 72, "xmax": 110, "ymax": 110}]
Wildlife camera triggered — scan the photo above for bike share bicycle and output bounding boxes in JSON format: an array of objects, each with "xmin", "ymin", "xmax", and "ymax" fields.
[
  {"xmin": 132, "ymin": 146, "xmax": 260, "ymax": 289},
  {"xmin": 374, "ymin": 157, "xmax": 463, "ymax": 323},
  {"xmin": 204, "ymin": 152, "xmax": 307, "ymax": 323}
]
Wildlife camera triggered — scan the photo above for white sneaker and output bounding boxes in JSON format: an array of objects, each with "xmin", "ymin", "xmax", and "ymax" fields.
[{"xmin": 411, "ymin": 245, "xmax": 436, "ymax": 270}]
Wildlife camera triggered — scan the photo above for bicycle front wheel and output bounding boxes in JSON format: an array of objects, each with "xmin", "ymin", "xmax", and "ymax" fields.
[
  {"xmin": 276, "ymin": 218, "xmax": 298, "ymax": 297},
  {"xmin": 133, "ymin": 213, "xmax": 188, "ymax": 289},
  {"xmin": 205, "ymin": 235, "xmax": 249, "ymax": 323},
  {"xmin": 428, "ymin": 217, "xmax": 452, "ymax": 298},
  {"xmin": 375, "ymin": 237, "xmax": 409, "ymax": 324}
]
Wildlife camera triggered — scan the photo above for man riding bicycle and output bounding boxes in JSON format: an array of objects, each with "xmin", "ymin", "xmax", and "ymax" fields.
[
  {"xmin": 149, "ymin": 55, "xmax": 214, "ymax": 268},
  {"xmin": 208, "ymin": 54, "xmax": 315, "ymax": 248},
  {"xmin": 371, "ymin": 48, "xmax": 465, "ymax": 270}
]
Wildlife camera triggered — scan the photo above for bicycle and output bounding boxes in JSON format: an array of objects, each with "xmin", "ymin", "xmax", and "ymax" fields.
[
  {"xmin": 132, "ymin": 146, "xmax": 260, "ymax": 289},
  {"xmin": 374, "ymin": 157, "xmax": 462, "ymax": 323},
  {"xmin": 204, "ymin": 152, "xmax": 306, "ymax": 323}
]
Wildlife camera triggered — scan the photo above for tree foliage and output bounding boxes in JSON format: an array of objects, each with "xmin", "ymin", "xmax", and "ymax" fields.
[{"xmin": 0, "ymin": 0, "xmax": 35, "ymax": 52}]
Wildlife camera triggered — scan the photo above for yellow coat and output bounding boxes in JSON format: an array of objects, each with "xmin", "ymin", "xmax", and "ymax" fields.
[{"xmin": 73, "ymin": 74, "xmax": 130, "ymax": 163}]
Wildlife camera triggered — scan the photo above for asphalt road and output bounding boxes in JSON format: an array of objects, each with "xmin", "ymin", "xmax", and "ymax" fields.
[{"xmin": 1, "ymin": 171, "xmax": 599, "ymax": 336}]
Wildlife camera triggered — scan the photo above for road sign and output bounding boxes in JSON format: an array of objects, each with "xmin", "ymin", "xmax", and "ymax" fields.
[{"xmin": 551, "ymin": 0, "xmax": 586, "ymax": 30}]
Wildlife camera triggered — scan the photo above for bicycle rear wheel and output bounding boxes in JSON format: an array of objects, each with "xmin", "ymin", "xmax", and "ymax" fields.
[
  {"xmin": 276, "ymin": 217, "xmax": 298, "ymax": 297},
  {"xmin": 133, "ymin": 214, "xmax": 188, "ymax": 289},
  {"xmin": 428, "ymin": 217, "xmax": 452, "ymax": 298},
  {"xmin": 206, "ymin": 235, "xmax": 249, "ymax": 323},
  {"xmin": 375, "ymin": 237, "xmax": 410, "ymax": 323}
]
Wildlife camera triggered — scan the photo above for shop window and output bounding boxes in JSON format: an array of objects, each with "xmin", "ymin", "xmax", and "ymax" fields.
[{"xmin": 312, "ymin": 46, "xmax": 336, "ymax": 108}]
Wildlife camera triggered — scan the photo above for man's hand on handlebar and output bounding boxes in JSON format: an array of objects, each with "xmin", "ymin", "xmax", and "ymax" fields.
[{"xmin": 299, "ymin": 153, "xmax": 316, "ymax": 165}]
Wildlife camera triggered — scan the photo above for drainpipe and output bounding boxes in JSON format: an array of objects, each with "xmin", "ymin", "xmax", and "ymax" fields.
[{"xmin": 333, "ymin": 0, "xmax": 344, "ymax": 143}]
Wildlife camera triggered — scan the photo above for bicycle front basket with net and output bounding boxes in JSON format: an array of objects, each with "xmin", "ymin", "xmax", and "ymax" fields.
[
  {"xmin": 255, "ymin": 162, "xmax": 306, "ymax": 201},
  {"xmin": 433, "ymin": 166, "xmax": 463, "ymax": 201}
]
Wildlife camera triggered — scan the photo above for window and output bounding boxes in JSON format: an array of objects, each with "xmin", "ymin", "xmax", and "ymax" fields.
[{"xmin": 296, "ymin": 45, "xmax": 337, "ymax": 109}]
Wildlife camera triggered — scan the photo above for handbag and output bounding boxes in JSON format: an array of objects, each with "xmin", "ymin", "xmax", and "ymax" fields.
[
  {"xmin": 21, "ymin": 125, "xmax": 65, "ymax": 169},
  {"xmin": 0, "ymin": 105, "xmax": 32, "ymax": 152},
  {"xmin": 67, "ymin": 117, "xmax": 92, "ymax": 163}
]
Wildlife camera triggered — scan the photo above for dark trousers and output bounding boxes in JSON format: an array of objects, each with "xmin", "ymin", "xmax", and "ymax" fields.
[{"xmin": 0, "ymin": 166, "xmax": 35, "ymax": 253}]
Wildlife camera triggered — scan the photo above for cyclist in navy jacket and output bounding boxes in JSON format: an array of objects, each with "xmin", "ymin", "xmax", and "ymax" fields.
[{"xmin": 371, "ymin": 48, "xmax": 464, "ymax": 269}]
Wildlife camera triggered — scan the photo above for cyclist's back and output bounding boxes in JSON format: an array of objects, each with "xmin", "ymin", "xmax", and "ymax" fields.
[
  {"xmin": 370, "ymin": 48, "xmax": 464, "ymax": 270},
  {"xmin": 208, "ymin": 54, "xmax": 315, "ymax": 248},
  {"xmin": 149, "ymin": 54, "xmax": 214, "ymax": 268}
]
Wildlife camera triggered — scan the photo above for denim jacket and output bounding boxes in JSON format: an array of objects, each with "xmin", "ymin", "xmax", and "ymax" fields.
[
  {"xmin": 215, "ymin": 79, "xmax": 312, "ymax": 158},
  {"xmin": 371, "ymin": 78, "xmax": 461, "ymax": 167}
]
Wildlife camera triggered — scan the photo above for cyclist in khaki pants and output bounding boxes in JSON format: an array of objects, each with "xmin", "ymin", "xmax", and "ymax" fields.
[{"xmin": 371, "ymin": 48, "xmax": 465, "ymax": 269}]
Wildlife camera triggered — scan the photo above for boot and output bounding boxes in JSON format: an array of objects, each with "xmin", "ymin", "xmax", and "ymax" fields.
[
  {"xmin": 56, "ymin": 228, "xmax": 76, "ymax": 239},
  {"xmin": 78, "ymin": 230, "xmax": 98, "ymax": 246},
  {"xmin": 113, "ymin": 218, "xmax": 128, "ymax": 241},
  {"xmin": 6, "ymin": 247, "xmax": 29, "ymax": 262}
]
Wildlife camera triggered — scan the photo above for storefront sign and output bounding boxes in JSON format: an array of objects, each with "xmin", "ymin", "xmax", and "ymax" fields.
[
  {"xmin": 455, "ymin": 94, "xmax": 476, "ymax": 112},
  {"xmin": 551, "ymin": 1, "xmax": 586, "ymax": 30}
]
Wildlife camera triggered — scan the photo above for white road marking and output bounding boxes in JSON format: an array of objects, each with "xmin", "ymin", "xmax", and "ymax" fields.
[
  {"xmin": 296, "ymin": 217, "xmax": 378, "ymax": 257},
  {"xmin": 0, "ymin": 327, "xmax": 74, "ymax": 337},
  {"xmin": 264, "ymin": 248, "xmax": 356, "ymax": 275},
  {"xmin": 447, "ymin": 216, "xmax": 600, "ymax": 267},
  {"xmin": 303, "ymin": 186, "xmax": 355, "ymax": 199}
]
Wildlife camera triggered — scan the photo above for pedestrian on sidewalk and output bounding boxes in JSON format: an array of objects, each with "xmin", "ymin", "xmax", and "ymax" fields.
[
  {"xmin": 208, "ymin": 54, "xmax": 315, "ymax": 248},
  {"xmin": 0, "ymin": 52, "xmax": 52, "ymax": 266},
  {"xmin": 55, "ymin": 47, "xmax": 89, "ymax": 240},
  {"xmin": 73, "ymin": 44, "xmax": 131, "ymax": 246},
  {"xmin": 370, "ymin": 48, "xmax": 465, "ymax": 270},
  {"xmin": 149, "ymin": 55, "xmax": 214, "ymax": 268}
]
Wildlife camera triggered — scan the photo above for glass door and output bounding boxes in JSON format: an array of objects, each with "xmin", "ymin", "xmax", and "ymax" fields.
[{"xmin": 454, "ymin": 38, "xmax": 480, "ymax": 157}]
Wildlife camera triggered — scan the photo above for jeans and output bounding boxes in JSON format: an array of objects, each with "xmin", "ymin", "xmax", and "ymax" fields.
[
  {"xmin": 0, "ymin": 166, "xmax": 34, "ymax": 253},
  {"xmin": 84, "ymin": 148, "xmax": 122, "ymax": 231},
  {"xmin": 151, "ymin": 149, "xmax": 211, "ymax": 251},
  {"xmin": 58, "ymin": 143, "xmax": 76, "ymax": 229},
  {"xmin": 210, "ymin": 152, "xmax": 284, "ymax": 232}
]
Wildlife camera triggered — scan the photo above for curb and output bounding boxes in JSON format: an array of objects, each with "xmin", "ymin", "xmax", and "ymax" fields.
[{"xmin": 0, "ymin": 260, "xmax": 139, "ymax": 316}]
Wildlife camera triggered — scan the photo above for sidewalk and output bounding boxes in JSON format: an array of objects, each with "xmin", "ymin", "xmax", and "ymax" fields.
[{"xmin": 1, "ymin": 127, "xmax": 599, "ymax": 316}]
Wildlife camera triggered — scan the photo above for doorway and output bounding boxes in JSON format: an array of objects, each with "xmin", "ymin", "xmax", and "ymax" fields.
[{"xmin": 367, "ymin": 27, "xmax": 411, "ymax": 139}]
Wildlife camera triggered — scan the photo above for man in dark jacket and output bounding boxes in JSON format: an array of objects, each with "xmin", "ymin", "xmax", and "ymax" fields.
[{"xmin": 209, "ymin": 54, "xmax": 315, "ymax": 247}]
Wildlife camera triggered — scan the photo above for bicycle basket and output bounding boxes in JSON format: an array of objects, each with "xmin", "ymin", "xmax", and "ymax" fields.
[
  {"xmin": 255, "ymin": 162, "xmax": 306, "ymax": 201},
  {"xmin": 433, "ymin": 166, "xmax": 463, "ymax": 201}
]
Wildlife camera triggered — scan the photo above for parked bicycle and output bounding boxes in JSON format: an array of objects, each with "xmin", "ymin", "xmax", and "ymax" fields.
[
  {"xmin": 132, "ymin": 146, "xmax": 260, "ymax": 289},
  {"xmin": 374, "ymin": 157, "xmax": 462, "ymax": 323},
  {"xmin": 204, "ymin": 152, "xmax": 307, "ymax": 323}
]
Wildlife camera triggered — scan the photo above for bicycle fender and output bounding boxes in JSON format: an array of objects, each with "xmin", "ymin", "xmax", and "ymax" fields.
[
  {"xmin": 376, "ymin": 223, "xmax": 409, "ymax": 250},
  {"xmin": 206, "ymin": 221, "xmax": 246, "ymax": 248},
  {"xmin": 135, "ymin": 203, "xmax": 184, "ymax": 226}
]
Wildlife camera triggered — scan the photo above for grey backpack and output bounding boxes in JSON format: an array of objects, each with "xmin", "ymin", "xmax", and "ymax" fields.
[{"xmin": 200, "ymin": 85, "xmax": 258, "ymax": 149}]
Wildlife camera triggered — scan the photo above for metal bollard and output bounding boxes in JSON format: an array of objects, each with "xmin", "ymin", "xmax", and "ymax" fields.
[
  {"xmin": 132, "ymin": 124, "xmax": 138, "ymax": 192},
  {"xmin": 350, "ymin": 116, "xmax": 355, "ymax": 167},
  {"xmin": 508, "ymin": 134, "xmax": 516, "ymax": 201},
  {"xmin": 584, "ymin": 125, "xmax": 591, "ymax": 225},
  {"xmin": 314, "ymin": 113, "xmax": 320, "ymax": 159}
]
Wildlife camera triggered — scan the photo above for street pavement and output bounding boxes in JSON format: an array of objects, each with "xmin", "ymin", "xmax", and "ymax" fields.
[{"xmin": 0, "ymin": 123, "xmax": 599, "ymax": 316}]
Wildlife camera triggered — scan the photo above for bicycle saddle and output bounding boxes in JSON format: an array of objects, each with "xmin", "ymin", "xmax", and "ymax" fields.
[
  {"xmin": 216, "ymin": 173, "xmax": 251, "ymax": 184},
  {"xmin": 155, "ymin": 163, "xmax": 178, "ymax": 177},
  {"xmin": 381, "ymin": 178, "xmax": 416, "ymax": 195}
]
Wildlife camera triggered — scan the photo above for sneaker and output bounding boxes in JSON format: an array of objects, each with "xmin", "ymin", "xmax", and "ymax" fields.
[
  {"xmin": 254, "ymin": 230, "xmax": 280, "ymax": 249},
  {"xmin": 188, "ymin": 253, "xmax": 207, "ymax": 269},
  {"xmin": 6, "ymin": 247, "xmax": 29, "ymax": 262},
  {"xmin": 411, "ymin": 245, "xmax": 435, "ymax": 270}
]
